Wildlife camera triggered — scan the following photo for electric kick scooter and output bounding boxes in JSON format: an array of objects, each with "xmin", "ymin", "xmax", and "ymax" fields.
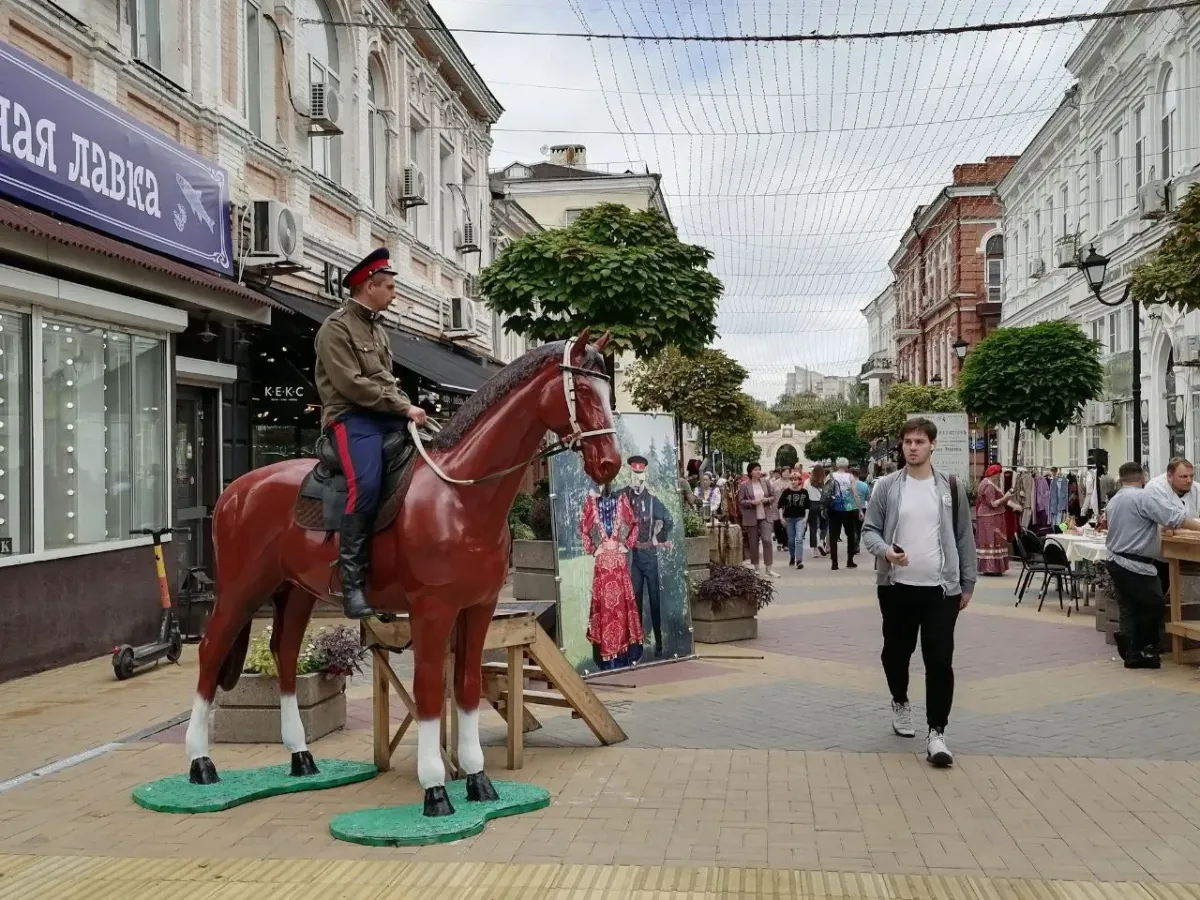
[{"xmin": 112, "ymin": 527, "xmax": 184, "ymax": 680}]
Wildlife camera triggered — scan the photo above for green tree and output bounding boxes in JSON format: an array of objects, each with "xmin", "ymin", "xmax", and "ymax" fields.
[
  {"xmin": 712, "ymin": 428, "xmax": 760, "ymax": 473},
  {"xmin": 857, "ymin": 383, "xmax": 963, "ymax": 441},
  {"xmin": 626, "ymin": 348, "xmax": 756, "ymax": 464},
  {"xmin": 805, "ymin": 421, "xmax": 870, "ymax": 466},
  {"xmin": 958, "ymin": 321, "xmax": 1103, "ymax": 467},
  {"xmin": 772, "ymin": 393, "xmax": 863, "ymax": 431},
  {"xmin": 750, "ymin": 399, "xmax": 780, "ymax": 432},
  {"xmin": 1130, "ymin": 182, "xmax": 1200, "ymax": 311},
  {"xmin": 479, "ymin": 203, "xmax": 722, "ymax": 359}
]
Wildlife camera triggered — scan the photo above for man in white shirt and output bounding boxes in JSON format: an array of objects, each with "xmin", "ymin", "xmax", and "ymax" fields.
[
  {"xmin": 1144, "ymin": 457, "xmax": 1200, "ymax": 600},
  {"xmin": 861, "ymin": 417, "xmax": 976, "ymax": 769}
]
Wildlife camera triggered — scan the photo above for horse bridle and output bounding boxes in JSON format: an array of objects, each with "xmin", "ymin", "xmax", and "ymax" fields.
[{"xmin": 409, "ymin": 342, "xmax": 617, "ymax": 486}]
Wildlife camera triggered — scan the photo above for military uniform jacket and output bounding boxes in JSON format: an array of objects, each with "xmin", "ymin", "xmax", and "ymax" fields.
[
  {"xmin": 621, "ymin": 487, "xmax": 673, "ymax": 549},
  {"xmin": 314, "ymin": 301, "xmax": 411, "ymax": 430}
]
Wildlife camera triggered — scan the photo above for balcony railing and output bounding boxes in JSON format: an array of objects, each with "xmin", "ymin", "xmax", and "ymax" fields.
[{"xmin": 860, "ymin": 352, "xmax": 894, "ymax": 376}]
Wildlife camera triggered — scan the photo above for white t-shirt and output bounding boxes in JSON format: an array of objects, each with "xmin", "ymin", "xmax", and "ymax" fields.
[{"xmin": 893, "ymin": 475, "xmax": 943, "ymax": 587}]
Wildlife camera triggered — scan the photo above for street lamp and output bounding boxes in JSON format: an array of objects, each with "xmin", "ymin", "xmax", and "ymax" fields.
[
  {"xmin": 930, "ymin": 374, "xmax": 943, "ymax": 386},
  {"xmin": 953, "ymin": 338, "xmax": 969, "ymax": 361},
  {"xmin": 1077, "ymin": 245, "xmax": 1141, "ymax": 465}
]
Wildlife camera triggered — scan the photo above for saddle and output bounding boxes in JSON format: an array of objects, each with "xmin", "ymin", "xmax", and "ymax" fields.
[{"xmin": 294, "ymin": 430, "xmax": 416, "ymax": 534}]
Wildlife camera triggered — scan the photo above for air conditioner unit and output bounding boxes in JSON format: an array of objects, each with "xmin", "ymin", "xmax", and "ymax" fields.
[
  {"xmin": 442, "ymin": 296, "xmax": 476, "ymax": 339},
  {"xmin": 1178, "ymin": 334, "xmax": 1200, "ymax": 365},
  {"xmin": 308, "ymin": 82, "xmax": 343, "ymax": 134},
  {"xmin": 247, "ymin": 199, "xmax": 303, "ymax": 261},
  {"xmin": 1029, "ymin": 258, "xmax": 1046, "ymax": 279},
  {"xmin": 456, "ymin": 221, "xmax": 480, "ymax": 253},
  {"xmin": 1138, "ymin": 179, "xmax": 1169, "ymax": 220},
  {"xmin": 400, "ymin": 165, "xmax": 428, "ymax": 208},
  {"xmin": 1055, "ymin": 240, "xmax": 1079, "ymax": 268}
]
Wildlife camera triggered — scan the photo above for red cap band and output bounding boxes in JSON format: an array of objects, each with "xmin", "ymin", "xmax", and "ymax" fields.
[{"xmin": 348, "ymin": 258, "xmax": 389, "ymax": 289}]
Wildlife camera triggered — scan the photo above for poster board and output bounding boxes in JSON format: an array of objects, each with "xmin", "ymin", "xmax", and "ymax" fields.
[
  {"xmin": 916, "ymin": 411, "xmax": 970, "ymax": 484},
  {"xmin": 548, "ymin": 412, "xmax": 695, "ymax": 676}
]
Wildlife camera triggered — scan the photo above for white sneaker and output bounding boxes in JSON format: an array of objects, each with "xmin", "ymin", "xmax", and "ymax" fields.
[
  {"xmin": 926, "ymin": 729, "xmax": 953, "ymax": 768},
  {"xmin": 891, "ymin": 701, "xmax": 915, "ymax": 738},
  {"xmin": 765, "ymin": 568, "xmax": 781, "ymax": 579},
  {"xmin": 742, "ymin": 560, "xmax": 755, "ymax": 570}
]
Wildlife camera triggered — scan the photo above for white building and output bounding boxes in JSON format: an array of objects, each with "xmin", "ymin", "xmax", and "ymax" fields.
[
  {"xmin": 998, "ymin": 0, "xmax": 1200, "ymax": 474},
  {"xmin": 783, "ymin": 366, "xmax": 856, "ymax": 401},
  {"xmin": 860, "ymin": 285, "xmax": 896, "ymax": 407}
]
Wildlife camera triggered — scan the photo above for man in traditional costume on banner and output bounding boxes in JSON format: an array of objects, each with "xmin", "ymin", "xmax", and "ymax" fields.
[{"xmin": 621, "ymin": 455, "xmax": 674, "ymax": 654}]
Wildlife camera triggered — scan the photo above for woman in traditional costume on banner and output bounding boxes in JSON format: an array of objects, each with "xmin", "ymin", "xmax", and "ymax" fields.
[
  {"xmin": 975, "ymin": 464, "xmax": 1012, "ymax": 575},
  {"xmin": 579, "ymin": 484, "xmax": 645, "ymax": 669}
]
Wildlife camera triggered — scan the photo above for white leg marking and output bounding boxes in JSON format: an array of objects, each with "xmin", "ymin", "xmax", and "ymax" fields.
[
  {"xmin": 184, "ymin": 695, "xmax": 212, "ymax": 762},
  {"xmin": 416, "ymin": 718, "xmax": 446, "ymax": 789},
  {"xmin": 456, "ymin": 706, "xmax": 484, "ymax": 776},
  {"xmin": 280, "ymin": 693, "xmax": 308, "ymax": 753}
]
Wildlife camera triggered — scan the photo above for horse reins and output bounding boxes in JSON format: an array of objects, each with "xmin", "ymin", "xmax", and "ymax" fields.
[{"xmin": 408, "ymin": 342, "xmax": 617, "ymax": 487}]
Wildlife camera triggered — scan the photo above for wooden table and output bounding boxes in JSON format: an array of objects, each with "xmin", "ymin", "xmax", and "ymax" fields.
[
  {"xmin": 1162, "ymin": 532, "xmax": 1200, "ymax": 664},
  {"xmin": 362, "ymin": 605, "xmax": 626, "ymax": 774}
]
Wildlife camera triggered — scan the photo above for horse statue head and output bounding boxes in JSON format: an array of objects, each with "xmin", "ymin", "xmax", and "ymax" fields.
[{"xmin": 539, "ymin": 329, "xmax": 622, "ymax": 486}]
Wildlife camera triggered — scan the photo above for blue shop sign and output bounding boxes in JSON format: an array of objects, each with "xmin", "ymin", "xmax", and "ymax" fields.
[{"xmin": 0, "ymin": 39, "xmax": 233, "ymax": 275}]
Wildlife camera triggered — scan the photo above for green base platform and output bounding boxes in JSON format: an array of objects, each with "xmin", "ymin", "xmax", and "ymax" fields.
[
  {"xmin": 132, "ymin": 759, "xmax": 378, "ymax": 814},
  {"xmin": 329, "ymin": 780, "xmax": 551, "ymax": 847}
]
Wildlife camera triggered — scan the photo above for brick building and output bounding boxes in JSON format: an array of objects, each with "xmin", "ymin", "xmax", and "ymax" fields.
[{"xmin": 891, "ymin": 156, "xmax": 1018, "ymax": 388}]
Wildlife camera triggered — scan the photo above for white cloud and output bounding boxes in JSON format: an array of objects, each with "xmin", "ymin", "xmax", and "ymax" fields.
[{"xmin": 435, "ymin": 0, "xmax": 1105, "ymax": 402}]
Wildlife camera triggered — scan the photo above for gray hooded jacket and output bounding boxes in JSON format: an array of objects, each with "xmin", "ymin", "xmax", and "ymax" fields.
[{"xmin": 860, "ymin": 468, "xmax": 978, "ymax": 597}]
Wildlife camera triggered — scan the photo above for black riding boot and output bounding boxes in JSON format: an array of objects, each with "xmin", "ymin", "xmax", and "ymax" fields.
[{"xmin": 337, "ymin": 513, "xmax": 377, "ymax": 620}]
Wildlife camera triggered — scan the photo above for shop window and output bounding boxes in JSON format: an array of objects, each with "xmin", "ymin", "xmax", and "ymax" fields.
[
  {"xmin": 41, "ymin": 320, "xmax": 166, "ymax": 551},
  {"xmin": 0, "ymin": 309, "xmax": 31, "ymax": 556}
]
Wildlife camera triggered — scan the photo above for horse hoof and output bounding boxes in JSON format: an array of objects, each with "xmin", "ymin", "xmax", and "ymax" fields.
[
  {"xmin": 376, "ymin": 612, "xmax": 397, "ymax": 623},
  {"xmin": 423, "ymin": 786, "xmax": 456, "ymax": 817},
  {"xmin": 290, "ymin": 751, "xmax": 320, "ymax": 777},
  {"xmin": 466, "ymin": 771, "xmax": 500, "ymax": 803},
  {"xmin": 189, "ymin": 757, "xmax": 220, "ymax": 785}
]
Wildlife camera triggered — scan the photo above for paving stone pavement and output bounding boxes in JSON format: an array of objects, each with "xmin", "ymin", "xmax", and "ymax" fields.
[{"xmin": 4, "ymin": 554, "xmax": 1200, "ymax": 888}]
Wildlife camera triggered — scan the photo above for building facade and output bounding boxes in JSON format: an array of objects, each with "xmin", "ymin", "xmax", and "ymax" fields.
[
  {"xmin": 782, "ymin": 366, "xmax": 856, "ymax": 400},
  {"xmin": 998, "ymin": 0, "xmax": 1200, "ymax": 475},
  {"xmin": 0, "ymin": 0, "xmax": 507, "ymax": 680},
  {"xmin": 892, "ymin": 157, "xmax": 1016, "ymax": 389},
  {"xmin": 492, "ymin": 146, "xmax": 671, "ymax": 410},
  {"xmin": 860, "ymin": 285, "xmax": 896, "ymax": 407}
]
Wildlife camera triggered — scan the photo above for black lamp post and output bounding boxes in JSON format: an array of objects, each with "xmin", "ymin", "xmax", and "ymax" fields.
[
  {"xmin": 930, "ymin": 374, "xmax": 943, "ymax": 386},
  {"xmin": 1078, "ymin": 245, "xmax": 1141, "ymax": 465},
  {"xmin": 953, "ymin": 338, "xmax": 969, "ymax": 362}
]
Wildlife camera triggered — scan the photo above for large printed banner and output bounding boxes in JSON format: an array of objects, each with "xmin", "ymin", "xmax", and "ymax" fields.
[
  {"xmin": 549, "ymin": 412, "xmax": 695, "ymax": 676},
  {"xmin": 0, "ymin": 39, "xmax": 233, "ymax": 275}
]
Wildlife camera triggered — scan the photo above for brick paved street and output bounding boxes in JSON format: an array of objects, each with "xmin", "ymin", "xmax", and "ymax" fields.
[{"xmin": 4, "ymin": 554, "xmax": 1200, "ymax": 894}]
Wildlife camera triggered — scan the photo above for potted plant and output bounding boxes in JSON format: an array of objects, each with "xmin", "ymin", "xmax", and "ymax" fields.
[
  {"xmin": 690, "ymin": 563, "xmax": 775, "ymax": 643},
  {"xmin": 683, "ymin": 509, "xmax": 710, "ymax": 579},
  {"xmin": 212, "ymin": 624, "xmax": 365, "ymax": 744}
]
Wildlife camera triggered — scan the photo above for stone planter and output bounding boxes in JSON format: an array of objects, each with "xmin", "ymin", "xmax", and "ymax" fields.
[
  {"xmin": 213, "ymin": 672, "xmax": 346, "ymax": 744},
  {"xmin": 686, "ymin": 535, "xmax": 710, "ymax": 579},
  {"xmin": 690, "ymin": 595, "xmax": 758, "ymax": 643}
]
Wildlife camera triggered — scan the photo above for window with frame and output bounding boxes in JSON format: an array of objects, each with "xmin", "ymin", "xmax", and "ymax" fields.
[
  {"xmin": 1161, "ymin": 67, "xmax": 1177, "ymax": 180},
  {"xmin": 1034, "ymin": 208, "xmax": 1044, "ymax": 271},
  {"xmin": 1092, "ymin": 146, "xmax": 1103, "ymax": 230},
  {"xmin": 41, "ymin": 319, "xmax": 167, "ymax": 551},
  {"xmin": 410, "ymin": 119, "xmax": 430, "ymax": 244},
  {"xmin": 1069, "ymin": 424, "xmax": 1082, "ymax": 467},
  {"xmin": 1021, "ymin": 221, "xmax": 1030, "ymax": 279},
  {"xmin": 1133, "ymin": 105, "xmax": 1145, "ymax": 191},
  {"xmin": 1110, "ymin": 125, "xmax": 1124, "ymax": 222},
  {"xmin": 0, "ymin": 308, "xmax": 31, "ymax": 556},
  {"xmin": 1060, "ymin": 183, "xmax": 1070, "ymax": 239},
  {"xmin": 440, "ymin": 143, "xmax": 455, "ymax": 256},
  {"xmin": 367, "ymin": 64, "xmax": 388, "ymax": 212},
  {"xmin": 985, "ymin": 234, "xmax": 1003, "ymax": 304},
  {"xmin": 1012, "ymin": 230, "xmax": 1020, "ymax": 289},
  {"xmin": 242, "ymin": 0, "xmax": 264, "ymax": 137},
  {"xmin": 1045, "ymin": 196, "xmax": 1055, "ymax": 249},
  {"xmin": 1107, "ymin": 311, "xmax": 1120, "ymax": 354},
  {"xmin": 130, "ymin": 0, "xmax": 163, "ymax": 70},
  {"xmin": 564, "ymin": 208, "xmax": 585, "ymax": 226},
  {"xmin": 302, "ymin": 0, "xmax": 341, "ymax": 183},
  {"xmin": 1192, "ymin": 392, "xmax": 1200, "ymax": 466}
]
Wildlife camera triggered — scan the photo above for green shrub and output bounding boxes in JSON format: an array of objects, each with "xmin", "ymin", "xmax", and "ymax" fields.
[
  {"xmin": 683, "ymin": 509, "xmax": 706, "ymax": 538},
  {"xmin": 509, "ymin": 493, "xmax": 534, "ymax": 533},
  {"xmin": 528, "ymin": 495, "xmax": 554, "ymax": 541},
  {"xmin": 510, "ymin": 522, "xmax": 536, "ymax": 542}
]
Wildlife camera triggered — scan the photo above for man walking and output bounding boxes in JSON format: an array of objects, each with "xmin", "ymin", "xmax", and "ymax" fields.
[
  {"xmin": 824, "ymin": 458, "xmax": 859, "ymax": 570},
  {"xmin": 861, "ymin": 417, "xmax": 976, "ymax": 768},
  {"xmin": 1105, "ymin": 461, "xmax": 1200, "ymax": 668}
]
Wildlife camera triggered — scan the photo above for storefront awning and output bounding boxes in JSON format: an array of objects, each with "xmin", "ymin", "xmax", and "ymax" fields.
[
  {"xmin": 269, "ymin": 288, "xmax": 496, "ymax": 395},
  {"xmin": 0, "ymin": 198, "xmax": 281, "ymax": 310}
]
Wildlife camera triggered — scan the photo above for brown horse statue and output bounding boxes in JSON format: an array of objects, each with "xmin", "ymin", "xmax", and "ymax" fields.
[{"xmin": 183, "ymin": 330, "xmax": 620, "ymax": 816}]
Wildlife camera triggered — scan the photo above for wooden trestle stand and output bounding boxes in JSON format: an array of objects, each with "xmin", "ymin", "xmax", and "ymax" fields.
[{"xmin": 362, "ymin": 604, "xmax": 626, "ymax": 773}]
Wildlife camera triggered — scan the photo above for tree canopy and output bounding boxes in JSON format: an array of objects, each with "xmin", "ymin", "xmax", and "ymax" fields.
[
  {"xmin": 772, "ymin": 392, "xmax": 863, "ymax": 432},
  {"xmin": 625, "ymin": 347, "xmax": 754, "ymax": 435},
  {"xmin": 479, "ymin": 203, "xmax": 723, "ymax": 358},
  {"xmin": 1130, "ymin": 182, "xmax": 1200, "ymax": 311},
  {"xmin": 958, "ymin": 321, "xmax": 1103, "ymax": 465},
  {"xmin": 712, "ymin": 428, "xmax": 761, "ymax": 471},
  {"xmin": 857, "ymin": 383, "xmax": 963, "ymax": 441},
  {"xmin": 805, "ymin": 421, "xmax": 870, "ymax": 466}
]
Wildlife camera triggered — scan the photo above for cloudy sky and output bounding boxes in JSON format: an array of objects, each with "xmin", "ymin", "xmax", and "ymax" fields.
[{"xmin": 433, "ymin": 0, "xmax": 1105, "ymax": 402}]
